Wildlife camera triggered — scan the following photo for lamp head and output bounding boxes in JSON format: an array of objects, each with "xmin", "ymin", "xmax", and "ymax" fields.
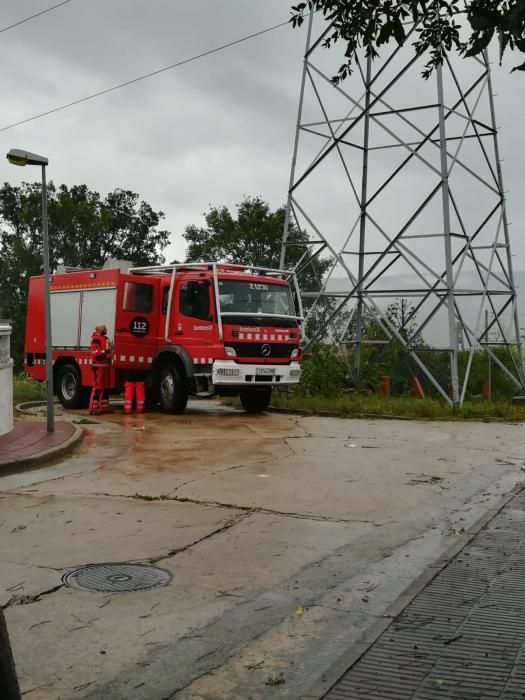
[{"xmin": 6, "ymin": 148, "xmax": 48, "ymax": 167}]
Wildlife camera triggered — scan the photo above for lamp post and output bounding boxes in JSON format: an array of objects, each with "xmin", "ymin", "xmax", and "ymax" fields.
[{"xmin": 6, "ymin": 149, "xmax": 54, "ymax": 433}]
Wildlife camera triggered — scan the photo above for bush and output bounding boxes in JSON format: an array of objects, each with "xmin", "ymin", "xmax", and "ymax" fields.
[
  {"xmin": 272, "ymin": 392, "xmax": 525, "ymax": 422},
  {"xmin": 296, "ymin": 344, "xmax": 348, "ymax": 398},
  {"xmin": 13, "ymin": 374, "xmax": 46, "ymax": 403}
]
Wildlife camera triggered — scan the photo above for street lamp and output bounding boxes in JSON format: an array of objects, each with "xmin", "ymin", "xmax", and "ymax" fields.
[{"xmin": 6, "ymin": 149, "xmax": 54, "ymax": 433}]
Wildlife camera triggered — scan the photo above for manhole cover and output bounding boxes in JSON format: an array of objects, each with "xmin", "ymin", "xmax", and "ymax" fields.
[{"xmin": 63, "ymin": 563, "xmax": 172, "ymax": 593}]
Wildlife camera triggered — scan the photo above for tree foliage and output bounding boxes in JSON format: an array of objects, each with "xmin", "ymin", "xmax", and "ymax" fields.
[
  {"xmin": 291, "ymin": 0, "xmax": 525, "ymax": 80},
  {"xmin": 0, "ymin": 182, "xmax": 169, "ymax": 367},
  {"xmin": 185, "ymin": 196, "xmax": 309, "ymax": 267},
  {"xmin": 184, "ymin": 195, "xmax": 330, "ymax": 289},
  {"xmin": 184, "ymin": 197, "xmax": 335, "ymax": 339}
]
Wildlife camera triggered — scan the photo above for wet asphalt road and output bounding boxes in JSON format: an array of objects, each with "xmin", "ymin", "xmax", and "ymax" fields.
[{"xmin": 1, "ymin": 401, "xmax": 524, "ymax": 699}]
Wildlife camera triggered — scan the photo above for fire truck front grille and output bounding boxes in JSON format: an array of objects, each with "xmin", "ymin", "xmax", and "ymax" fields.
[{"xmin": 230, "ymin": 343, "xmax": 296, "ymax": 359}]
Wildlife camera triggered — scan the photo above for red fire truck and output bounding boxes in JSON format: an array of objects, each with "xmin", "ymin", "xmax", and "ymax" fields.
[{"xmin": 24, "ymin": 261, "xmax": 303, "ymax": 414}]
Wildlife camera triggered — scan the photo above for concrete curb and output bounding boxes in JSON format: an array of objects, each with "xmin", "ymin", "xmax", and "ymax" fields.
[
  {"xmin": 314, "ymin": 481, "xmax": 525, "ymax": 699},
  {"xmin": 267, "ymin": 405, "xmax": 524, "ymax": 423},
  {"xmin": 0, "ymin": 424, "xmax": 84, "ymax": 472},
  {"xmin": 14, "ymin": 400, "xmax": 60, "ymax": 415}
]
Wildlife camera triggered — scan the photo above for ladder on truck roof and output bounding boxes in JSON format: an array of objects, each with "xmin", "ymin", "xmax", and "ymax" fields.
[
  {"xmin": 130, "ymin": 262, "xmax": 293, "ymax": 279},
  {"xmin": 55, "ymin": 260, "xmax": 133, "ymax": 274},
  {"xmin": 129, "ymin": 262, "xmax": 304, "ymax": 345}
]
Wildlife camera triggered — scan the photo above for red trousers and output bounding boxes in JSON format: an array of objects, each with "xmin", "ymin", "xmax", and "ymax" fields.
[
  {"xmin": 90, "ymin": 364, "xmax": 111, "ymax": 414},
  {"xmin": 124, "ymin": 381, "xmax": 145, "ymax": 414}
]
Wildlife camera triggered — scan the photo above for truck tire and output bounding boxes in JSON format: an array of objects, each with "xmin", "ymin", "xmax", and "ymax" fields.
[
  {"xmin": 56, "ymin": 363, "xmax": 90, "ymax": 409},
  {"xmin": 146, "ymin": 385, "xmax": 160, "ymax": 409},
  {"xmin": 239, "ymin": 388, "xmax": 272, "ymax": 414},
  {"xmin": 159, "ymin": 364, "xmax": 188, "ymax": 414}
]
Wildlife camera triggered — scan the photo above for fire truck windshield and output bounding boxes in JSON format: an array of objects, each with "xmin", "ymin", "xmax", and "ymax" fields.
[{"xmin": 218, "ymin": 279, "xmax": 296, "ymax": 317}]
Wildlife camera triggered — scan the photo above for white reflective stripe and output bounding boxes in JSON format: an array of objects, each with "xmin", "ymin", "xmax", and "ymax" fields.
[
  {"xmin": 255, "ymin": 334, "xmax": 260, "ymax": 341},
  {"xmin": 120, "ymin": 355, "xmax": 125, "ymax": 362},
  {"xmin": 285, "ymin": 336, "xmax": 290, "ymax": 342},
  {"xmin": 239, "ymin": 333, "xmax": 244, "ymax": 340},
  {"xmin": 247, "ymin": 333, "xmax": 252, "ymax": 340},
  {"xmin": 129, "ymin": 355, "xmax": 135, "ymax": 362},
  {"xmin": 208, "ymin": 357, "xmax": 213, "ymax": 364},
  {"xmin": 138, "ymin": 356, "xmax": 144, "ymax": 363},
  {"xmin": 263, "ymin": 335, "xmax": 268, "ymax": 341},
  {"xmin": 271, "ymin": 335, "xmax": 275, "ymax": 341},
  {"xmin": 147, "ymin": 357, "xmax": 153, "ymax": 363},
  {"xmin": 278, "ymin": 335, "xmax": 283, "ymax": 342}
]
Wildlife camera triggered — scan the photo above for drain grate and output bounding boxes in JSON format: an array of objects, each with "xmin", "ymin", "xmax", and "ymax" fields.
[
  {"xmin": 63, "ymin": 563, "xmax": 172, "ymax": 593},
  {"xmin": 324, "ymin": 491, "xmax": 525, "ymax": 699}
]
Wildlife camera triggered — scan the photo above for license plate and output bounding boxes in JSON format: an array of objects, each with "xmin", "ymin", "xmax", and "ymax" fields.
[{"xmin": 256, "ymin": 367, "xmax": 276, "ymax": 376}]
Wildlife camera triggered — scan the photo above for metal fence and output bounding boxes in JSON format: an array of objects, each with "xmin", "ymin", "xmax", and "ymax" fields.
[{"xmin": 0, "ymin": 325, "xmax": 12, "ymax": 368}]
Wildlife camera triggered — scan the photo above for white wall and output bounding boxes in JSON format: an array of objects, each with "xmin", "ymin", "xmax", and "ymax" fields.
[{"xmin": 0, "ymin": 325, "xmax": 13, "ymax": 436}]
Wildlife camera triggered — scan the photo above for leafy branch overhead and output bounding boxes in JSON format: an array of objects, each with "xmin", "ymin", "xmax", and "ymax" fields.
[{"xmin": 290, "ymin": 0, "xmax": 525, "ymax": 80}]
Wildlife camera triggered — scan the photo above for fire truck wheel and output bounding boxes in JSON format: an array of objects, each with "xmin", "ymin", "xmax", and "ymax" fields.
[
  {"xmin": 56, "ymin": 363, "xmax": 90, "ymax": 409},
  {"xmin": 145, "ymin": 385, "xmax": 160, "ymax": 408},
  {"xmin": 239, "ymin": 388, "xmax": 272, "ymax": 414},
  {"xmin": 159, "ymin": 364, "xmax": 188, "ymax": 414}
]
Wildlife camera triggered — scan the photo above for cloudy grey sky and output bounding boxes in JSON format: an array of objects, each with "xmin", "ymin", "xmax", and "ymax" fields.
[
  {"xmin": 0, "ymin": 0, "xmax": 306, "ymax": 262},
  {"xmin": 1, "ymin": 0, "xmax": 524, "ymax": 275}
]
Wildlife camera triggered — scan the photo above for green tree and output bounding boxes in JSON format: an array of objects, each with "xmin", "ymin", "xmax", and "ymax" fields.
[
  {"xmin": 291, "ymin": 1, "xmax": 525, "ymax": 80},
  {"xmin": 183, "ymin": 196, "xmax": 331, "ymax": 334},
  {"xmin": 0, "ymin": 182, "xmax": 170, "ymax": 368},
  {"xmin": 184, "ymin": 196, "xmax": 317, "ymax": 270}
]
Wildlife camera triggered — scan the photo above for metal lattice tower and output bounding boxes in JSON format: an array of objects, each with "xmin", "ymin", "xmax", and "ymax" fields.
[{"xmin": 281, "ymin": 13, "xmax": 525, "ymax": 405}]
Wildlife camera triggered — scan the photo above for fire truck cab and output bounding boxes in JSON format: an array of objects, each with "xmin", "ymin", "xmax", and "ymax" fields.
[{"xmin": 24, "ymin": 260, "xmax": 303, "ymax": 414}]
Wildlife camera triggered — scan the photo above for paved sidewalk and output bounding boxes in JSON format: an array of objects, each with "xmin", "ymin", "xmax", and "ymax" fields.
[
  {"xmin": 0, "ymin": 421, "xmax": 81, "ymax": 468},
  {"xmin": 325, "ymin": 487, "xmax": 525, "ymax": 699}
]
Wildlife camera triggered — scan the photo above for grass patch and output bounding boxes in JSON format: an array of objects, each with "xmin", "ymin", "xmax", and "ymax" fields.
[
  {"xmin": 270, "ymin": 391, "xmax": 525, "ymax": 422},
  {"xmin": 13, "ymin": 375, "xmax": 47, "ymax": 404}
]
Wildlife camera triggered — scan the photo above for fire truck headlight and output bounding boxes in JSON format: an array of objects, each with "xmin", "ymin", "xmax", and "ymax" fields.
[
  {"xmin": 291, "ymin": 348, "xmax": 300, "ymax": 359},
  {"xmin": 225, "ymin": 346, "xmax": 237, "ymax": 358}
]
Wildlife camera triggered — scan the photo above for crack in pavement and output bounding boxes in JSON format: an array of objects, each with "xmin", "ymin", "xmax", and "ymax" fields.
[
  {"xmin": 2, "ymin": 583, "xmax": 64, "ymax": 610},
  {"xmin": 5, "ymin": 484, "xmax": 375, "ymax": 525},
  {"xmin": 169, "ymin": 461, "xmax": 254, "ymax": 494},
  {"xmin": 149, "ymin": 511, "xmax": 252, "ymax": 564},
  {"xmin": 166, "ymin": 495, "xmax": 377, "ymax": 525},
  {"xmin": 54, "ymin": 490, "xmax": 376, "ymax": 525}
]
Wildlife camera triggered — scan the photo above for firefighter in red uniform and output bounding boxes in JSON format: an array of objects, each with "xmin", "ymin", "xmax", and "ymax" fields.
[{"xmin": 89, "ymin": 324, "xmax": 113, "ymax": 414}]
